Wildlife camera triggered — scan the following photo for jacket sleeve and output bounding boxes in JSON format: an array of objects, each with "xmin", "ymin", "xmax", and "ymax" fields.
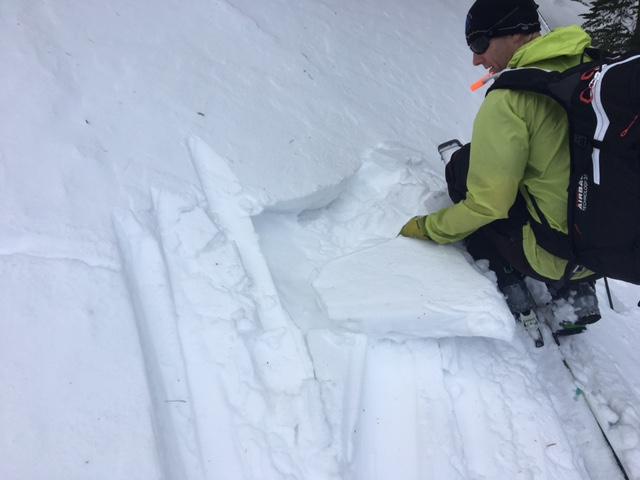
[{"xmin": 425, "ymin": 90, "xmax": 530, "ymax": 243}]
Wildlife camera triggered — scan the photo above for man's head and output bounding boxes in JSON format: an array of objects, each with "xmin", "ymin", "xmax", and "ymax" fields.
[{"xmin": 466, "ymin": 0, "xmax": 541, "ymax": 72}]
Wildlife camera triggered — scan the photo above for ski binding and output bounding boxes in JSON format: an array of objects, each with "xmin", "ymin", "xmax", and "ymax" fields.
[{"xmin": 517, "ymin": 309, "xmax": 544, "ymax": 348}]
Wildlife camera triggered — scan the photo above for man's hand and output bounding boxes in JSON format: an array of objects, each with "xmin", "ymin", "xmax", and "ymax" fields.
[{"xmin": 398, "ymin": 215, "xmax": 430, "ymax": 239}]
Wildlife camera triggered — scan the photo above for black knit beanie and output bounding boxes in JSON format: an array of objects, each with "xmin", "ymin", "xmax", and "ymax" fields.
[{"xmin": 465, "ymin": 0, "xmax": 540, "ymax": 45}]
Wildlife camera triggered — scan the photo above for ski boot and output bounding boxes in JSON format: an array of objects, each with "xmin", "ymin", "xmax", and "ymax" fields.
[
  {"xmin": 437, "ymin": 139, "xmax": 463, "ymax": 165},
  {"xmin": 570, "ymin": 281, "xmax": 601, "ymax": 325},
  {"xmin": 547, "ymin": 280, "xmax": 601, "ymax": 338},
  {"xmin": 501, "ymin": 274, "xmax": 544, "ymax": 348}
]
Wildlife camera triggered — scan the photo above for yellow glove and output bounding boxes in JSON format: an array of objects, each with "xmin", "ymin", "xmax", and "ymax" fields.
[{"xmin": 398, "ymin": 215, "xmax": 430, "ymax": 239}]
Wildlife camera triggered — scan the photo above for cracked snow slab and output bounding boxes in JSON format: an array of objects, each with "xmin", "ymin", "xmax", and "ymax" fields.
[{"xmin": 313, "ymin": 237, "xmax": 515, "ymax": 341}]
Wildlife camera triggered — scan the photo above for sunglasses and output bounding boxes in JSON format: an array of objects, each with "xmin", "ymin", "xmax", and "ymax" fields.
[
  {"xmin": 467, "ymin": 6, "xmax": 520, "ymax": 55},
  {"xmin": 469, "ymin": 35, "xmax": 491, "ymax": 55}
]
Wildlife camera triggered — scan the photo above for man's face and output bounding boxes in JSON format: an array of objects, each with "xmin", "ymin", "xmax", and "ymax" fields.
[{"xmin": 472, "ymin": 36, "xmax": 519, "ymax": 73}]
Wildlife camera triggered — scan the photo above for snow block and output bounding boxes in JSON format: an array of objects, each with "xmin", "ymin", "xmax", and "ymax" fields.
[{"xmin": 313, "ymin": 238, "xmax": 514, "ymax": 341}]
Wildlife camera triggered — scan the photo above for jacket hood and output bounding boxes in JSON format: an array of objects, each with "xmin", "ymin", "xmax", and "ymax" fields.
[{"xmin": 509, "ymin": 25, "xmax": 591, "ymax": 68}]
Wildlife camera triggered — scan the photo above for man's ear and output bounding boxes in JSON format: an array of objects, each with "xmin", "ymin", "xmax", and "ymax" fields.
[
  {"xmin": 512, "ymin": 32, "xmax": 539, "ymax": 48},
  {"xmin": 509, "ymin": 34, "xmax": 527, "ymax": 47}
]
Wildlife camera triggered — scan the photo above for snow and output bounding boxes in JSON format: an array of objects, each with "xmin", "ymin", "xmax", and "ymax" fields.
[
  {"xmin": 314, "ymin": 238, "xmax": 515, "ymax": 340},
  {"xmin": 3, "ymin": 0, "xmax": 640, "ymax": 479},
  {"xmin": 537, "ymin": 0, "xmax": 590, "ymax": 29}
]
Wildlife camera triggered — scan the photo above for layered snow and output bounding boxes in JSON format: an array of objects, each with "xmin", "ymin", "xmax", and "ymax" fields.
[
  {"xmin": 314, "ymin": 238, "xmax": 514, "ymax": 340},
  {"xmin": 3, "ymin": 1, "xmax": 640, "ymax": 479}
]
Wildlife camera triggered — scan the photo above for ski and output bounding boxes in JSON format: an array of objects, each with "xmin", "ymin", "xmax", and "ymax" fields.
[
  {"xmin": 535, "ymin": 305, "xmax": 631, "ymax": 480},
  {"xmin": 559, "ymin": 358, "xmax": 630, "ymax": 480}
]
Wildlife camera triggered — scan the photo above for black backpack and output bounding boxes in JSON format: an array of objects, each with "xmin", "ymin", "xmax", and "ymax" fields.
[{"xmin": 488, "ymin": 49, "xmax": 640, "ymax": 284}]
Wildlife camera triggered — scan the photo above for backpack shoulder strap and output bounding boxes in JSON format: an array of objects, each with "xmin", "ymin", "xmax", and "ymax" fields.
[
  {"xmin": 488, "ymin": 68, "xmax": 555, "ymax": 95},
  {"xmin": 486, "ymin": 61, "xmax": 600, "ymax": 113},
  {"xmin": 583, "ymin": 47, "xmax": 615, "ymax": 62},
  {"xmin": 485, "ymin": 68, "xmax": 576, "ymax": 266},
  {"xmin": 486, "ymin": 68, "xmax": 570, "ymax": 107}
]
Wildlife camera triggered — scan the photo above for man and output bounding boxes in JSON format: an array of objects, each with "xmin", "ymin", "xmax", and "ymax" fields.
[{"xmin": 399, "ymin": 0, "xmax": 601, "ymax": 330}]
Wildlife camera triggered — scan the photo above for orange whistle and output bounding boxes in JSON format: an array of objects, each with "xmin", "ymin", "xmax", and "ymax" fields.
[{"xmin": 471, "ymin": 71, "xmax": 498, "ymax": 92}]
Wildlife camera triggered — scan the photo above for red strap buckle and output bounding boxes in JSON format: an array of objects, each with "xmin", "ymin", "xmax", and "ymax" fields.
[
  {"xmin": 581, "ymin": 68, "xmax": 598, "ymax": 81},
  {"xmin": 579, "ymin": 87, "xmax": 593, "ymax": 104}
]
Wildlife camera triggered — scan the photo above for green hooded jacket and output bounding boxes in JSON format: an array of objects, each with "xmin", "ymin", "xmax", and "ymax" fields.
[{"xmin": 424, "ymin": 26, "xmax": 593, "ymax": 281}]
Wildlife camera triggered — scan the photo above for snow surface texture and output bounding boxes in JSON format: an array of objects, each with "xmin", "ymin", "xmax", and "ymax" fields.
[
  {"xmin": 2, "ymin": 0, "xmax": 640, "ymax": 479},
  {"xmin": 314, "ymin": 238, "xmax": 515, "ymax": 340}
]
